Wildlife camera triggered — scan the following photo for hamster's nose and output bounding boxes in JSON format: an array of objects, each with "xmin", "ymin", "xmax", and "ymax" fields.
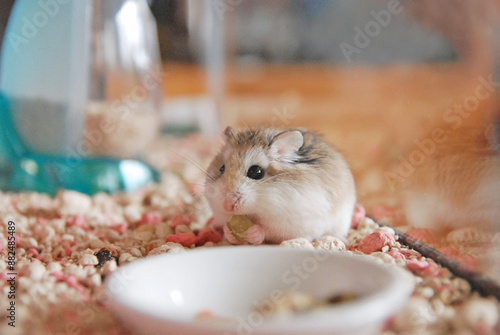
[
  {"xmin": 223, "ymin": 197, "xmax": 236, "ymax": 212},
  {"xmin": 223, "ymin": 196, "xmax": 239, "ymax": 212}
]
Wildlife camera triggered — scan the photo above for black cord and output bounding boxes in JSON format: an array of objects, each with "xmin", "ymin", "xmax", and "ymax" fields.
[{"xmin": 378, "ymin": 221, "xmax": 500, "ymax": 301}]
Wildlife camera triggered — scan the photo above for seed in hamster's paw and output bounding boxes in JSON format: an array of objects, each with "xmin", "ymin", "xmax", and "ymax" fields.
[{"xmin": 227, "ymin": 215, "xmax": 253, "ymax": 242}]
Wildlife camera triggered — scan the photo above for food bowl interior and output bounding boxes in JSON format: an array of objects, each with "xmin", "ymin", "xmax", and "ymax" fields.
[{"xmin": 106, "ymin": 246, "xmax": 413, "ymax": 334}]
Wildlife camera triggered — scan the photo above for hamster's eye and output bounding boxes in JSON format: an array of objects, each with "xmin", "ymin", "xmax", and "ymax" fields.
[
  {"xmin": 247, "ymin": 165, "xmax": 264, "ymax": 180},
  {"xmin": 219, "ymin": 164, "xmax": 225, "ymax": 175}
]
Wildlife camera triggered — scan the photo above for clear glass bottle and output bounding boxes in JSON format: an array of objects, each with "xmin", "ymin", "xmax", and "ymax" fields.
[{"xmin": 0, "ymin": 0, "xmax": 161, "ymax": 195}]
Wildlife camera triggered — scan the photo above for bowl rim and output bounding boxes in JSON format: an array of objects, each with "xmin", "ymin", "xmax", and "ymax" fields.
[{"xmin": 105, "ymin": 245, "xmax": 414, "ymax": 334}]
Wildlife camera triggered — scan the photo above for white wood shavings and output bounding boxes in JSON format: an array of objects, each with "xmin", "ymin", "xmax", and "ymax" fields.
[
  {"xmin": 429, "ymin": 299, "xmax": 454, "ymax": 321},
  {"xmin": 19, "ymin": 236, "xmax": 38, "ymax": 249},
  {"xmin": 18, "ymin": 276, "xmax": 33, "ymax": 291},
  {"xmin": 358, "ymin": 217, "xmax": 379, "ymax": 230},
  {"xmin": 450, "ymin": 278, "xmax": 471, "ymax": 299},
  {"xmin": 79, "ymin": 253, "xmax": 99, "ymax": 266},
  {"xmin": 437, "ymin": 289, "xmax": 454, "ymax": 305},
  {"xmin": 38, "ymin": 252, "xmax": 53, "ymax": 263},
  {"xmin": 378, "ymin": 226, "xmax": 396, "ymax": 236},
  {"xmin": 28, "ymin": 263, "xmax": 46, "ymax": 281},
  {"xmin": 127, "ymin": 247, "xmax": 143, "ymax": 258},
  {"xmin": 105, "ymin": 229, "xmax": 121, "ymax": 242},
  {"xmin": 87, "ymin": 273, "xmax": 102, "ymax": 288},
  {"xmin": 135, "ymin": 224, "xmax": 156, "ymax": 234},
  {"xmin": 123, "ymin": 204, "xmax": 142, "ymax": 223},
  {"xmin": 395, "ymin": 259, "xmax": 406, "ymax": 267},
  {"xmin": 133, "ymin": 231, "xmax": 154, "ymax": 242},
  {"xmin": 20, "ymin": 294, "xmax": 32, "ymax": 306},
  {"xmin": 50, "ymin": 218, "xmax": 66, "ymax": 233},
  {"xmin": 57, "ymin": 190, "xmax": 92, "ymax": 216},
  {"xmin": 455, "ymin": 297, "xmax": 499, "ymax": 333},
  {"xmin": 64, "ymin": 264, "xmax": 86, "ymax": 278},
  {"xmin": 62, "ymin": 234, "xmax": 75, "ymax": 242},
  {"xmin": 417, "ymin": 286, "xmax": 435, "ymax": 299},
  {"xmin": 86, "ymin": 210, "xmax": 109, "ymax": 228},
  {"xmin": 83, "ymin": 265, "xmax": 97, "ymax": 276},
  {"xmin": 158, "ymin": 173, "xmax": 188, "ymax": 202},
  {"xmin": 370, "ymin": 252, "xmax": 396, "ymax": 265},
  {"xmin": 392, "ymin": 297, "xmax": 438, "ymax": 333},
  {"xmin": 280, "ymin": 238, "xmax": 314, "ymax": 250},
  {"xmin": 51, "ymin": 245, "xmax": 66, "ymax": 259},
  {"xmin": 46, "ymin": 262, "xmax": 62, "ymax": 273},
  {"xmin": 53, "ymin": 282, "xmax": 69, "ymax": 295},
  {"xmin": 339, "ymin": 250, "xmax": 353, "ymax": 257},
  {"xmin": 16, "ymin": 193, "xmax": 57, "ymax": 217},
  {"xmin": 446, "ymin": 227, "xmax": 492, "ymax": 245},
  {"xmin": 89, "ymin": 238, "xmax": 106, "ymax": 249},
  {"xmin": 155, "ymin": 222, "xmax": 173, "ymax": 239},
  {"xmin": 118, "ymin": 253, "xmax": 137, "ymax": 265},
  {"xmin": 348, "ymin": 227, "xmax": 377, "ymax": 246},
  {"xmin": 67, "ymin": 226, "xmax": 87, "ymax": 237},
  {"xmin": 101, "ymin": 259, "xmax": 118, "ymax": 276},
  {"xmin": 16, "ymin": 248, "xmax": 26, "ymax": 258},
  {"xmin": 41, "ymin": 226, "xmax": 56, "ymax": 241},
  {"xmin": 175, "ymin": 225, "xmax": 193, "ymax": 234},
  {"xmin": 313, "ymin": 235, "xmax": 346, "ymax": 252},
  {"xmin": 148, "ymin": 242, "xmax": 187, "ymax": 256},
  {"xmin": 258, "ymin": 291, "xmax": 318, "ymax": 316}
]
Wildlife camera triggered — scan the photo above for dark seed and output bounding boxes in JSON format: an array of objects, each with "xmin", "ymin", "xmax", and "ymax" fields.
[
  {"xmin": 94, "ymin": 248, "xmax": 119, "ymax": 268},
  {"xmin": 326, "ymin": 293, "xmax": 358, "ymax": 304}
]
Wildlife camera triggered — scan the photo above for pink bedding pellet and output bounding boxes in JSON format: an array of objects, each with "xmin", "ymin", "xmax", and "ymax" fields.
[
  {"xmin": 66, "ymin": 215, "xmax": 88, "ymax": 229},
  {"xmin": 406, "ymin": 258, "xmax": 441, "ymax": 277},
  {"xmin": 170, "ymin": 214, "xmax": 193, "ymax": 228},
  {"xmin": 357, "ymin": 230, "xmax": 396, "ymax": 254},
  {"xmin": 196, "ymin": 228, "xmax": 223, "ymax": 246},
  {"xmin": 165, "ymin": 233, "xmax": 199, "ymax": 247},
  {"xmin": 110, "ymin": 223, "xmax": 128, "ymax": 234},
  {"xmin": 351, "ymin": 204, "xmax": 366, "ymax": 229},
  {"xmin": 138, "ymin": 213, "xmax": 162, "ymax": 226}
]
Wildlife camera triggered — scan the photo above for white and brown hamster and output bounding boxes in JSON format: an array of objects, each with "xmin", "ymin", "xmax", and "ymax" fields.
[{"xmin": 204, "ymin": 126, "xmax": 356, "ymax": 244}]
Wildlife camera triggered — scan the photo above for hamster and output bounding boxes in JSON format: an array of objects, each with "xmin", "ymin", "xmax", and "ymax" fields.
[{"xmin": 204, "ymin": 126, "xmax": 356, "ymax": 244}]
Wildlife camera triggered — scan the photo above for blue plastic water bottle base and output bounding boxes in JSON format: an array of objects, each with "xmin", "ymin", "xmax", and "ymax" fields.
[
  {"xmin": 2, "ymin": 154, "xmax": 160, "ymax": 196},
  {"xmin": 0, "ymin": 93, "xmax": 160, "ymax": 196}
]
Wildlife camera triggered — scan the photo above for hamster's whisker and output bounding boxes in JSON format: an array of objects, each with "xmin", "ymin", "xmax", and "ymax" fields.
[
  {"xmin": 242, "ymin": 122, "xmax": 253, "ymax": 133},
  {"xmin": 166, "ymin": 148, "xmax": 215, "ymax": 181}
]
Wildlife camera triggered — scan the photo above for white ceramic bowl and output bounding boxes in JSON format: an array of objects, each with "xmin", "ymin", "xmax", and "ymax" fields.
[{"xmin": 105, "ymin": 246, "xmax": 414, "ymax": 335}]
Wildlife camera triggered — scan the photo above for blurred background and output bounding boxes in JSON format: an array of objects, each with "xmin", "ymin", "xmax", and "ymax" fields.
[{"xmin": 1, "ymin": 0, "xmax": 500, "ymax": 279}]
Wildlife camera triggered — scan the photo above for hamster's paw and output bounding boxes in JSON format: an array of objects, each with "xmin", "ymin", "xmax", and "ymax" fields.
[
  {"xmin": 246, "ymin": 224, "xmax": 266, "ymax": 245},
  {"xmin": 223, "ymin": 224, "xmax": 243, "ymax": 245}
]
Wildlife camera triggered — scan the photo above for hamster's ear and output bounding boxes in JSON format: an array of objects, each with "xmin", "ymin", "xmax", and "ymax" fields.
[
  {"xmin": 223, "ymin": 126, "xmax": 236, "ymax": 140},
  {"xmin": 270, "ymin": 130, "xmax": 304, "ymax": 163}
]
